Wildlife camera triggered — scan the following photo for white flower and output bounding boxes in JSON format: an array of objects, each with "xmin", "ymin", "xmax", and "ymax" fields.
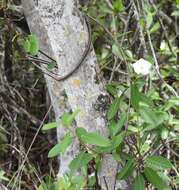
[{"xmin": 132, "ymin": 58, "xmax": 152, "ymax": 75}]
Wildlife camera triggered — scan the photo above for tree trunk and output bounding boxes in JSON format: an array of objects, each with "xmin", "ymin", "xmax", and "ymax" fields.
[{"xmin": 22, "ymin": 0, "xmax": 127, "ymax": 189}]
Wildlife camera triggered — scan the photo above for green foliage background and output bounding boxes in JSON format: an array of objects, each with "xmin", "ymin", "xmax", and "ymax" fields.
[{"xmin": 0, "ymin": 0, "xmax": 179, "ymax": 190}]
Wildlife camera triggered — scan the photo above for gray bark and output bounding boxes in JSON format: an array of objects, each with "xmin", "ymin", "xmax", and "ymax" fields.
[{"xmin": 22, "ymin": 0, "xmax": 127, "ymax": 189}]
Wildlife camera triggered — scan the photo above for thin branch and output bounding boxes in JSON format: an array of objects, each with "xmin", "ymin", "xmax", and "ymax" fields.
[
  {"xmin": 7, "ymin": 105, "xmax": 52, "ymax": 189},
  {"xmin": 146, "ymin": 29, "xmax": 179, "ymax": 97}
]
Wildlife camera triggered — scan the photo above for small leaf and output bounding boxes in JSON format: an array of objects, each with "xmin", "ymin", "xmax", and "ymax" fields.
[
  {"xmin": 57, "ymin": 176, "xmax": 71, "ymax": 190},
  {"xmin": 113, "ymin": 0, "xmax": 124, "ymax": 12},
  {"xmin": 23, "ymin": 39, "xmax": 30, "ymax": 52},
  {"xmin": 99, "ymin": 4, "xmax": 113, "ymax": 14},
  {"xmin": 47, "ymin": 61, "xmax": 57, "ymax": 70},
  {"xmin": 109, "ymin": 113, "xmax": 127, "ymax": 136},
  {"xmin": 83, "ymin": 133, "xmax": 111, "ymax": 147},
  {"xmin": 112, "ymin": 44, "xmax": 124, "ymax": 60},
  {"xmin": 140, "ymin": 107, "xmax": 169, "ymax": 129},
  {"xmin": 150, "ymin": 22, "xmax": 160, "ymax": 33},
  {"xmin": 76, "ymin": 128, "xmax": 111, "ymax": 147},
  {"xmin": 101, "ymin": 48, "xmax": 109, "ymax": 60},
  {"xmin": 139, "ymin": 106, "xmax": 157, "ymax": 126},
  {"xmin": 146, "ymin": 11, "xmax": 153, "ymax": 29},
  {"xmin": 164, "ymin": 98, "xmax": 179, "ymax": 111},
  {"xmin": 170, "ymin": 118, "xmax": 179, "ymax": 125},
  {"xmin": 131, "ymin": 83, "xmax": 152, "ymax": 110},
  {"xmin": 133, "ymin": 175, "xmax": 145, "ymax": 190},
  {"xmin": 69, "ymin": 152, "xmax": 93, "ymax": 172},
  {"xmin": 155, "ymin": 111, "xmax": 169, "ymax": 126},
  {"xmin": 95, "ymin": 132, "xmax": 125, "ymax": 153},
  {"xmin": 171, "ymin": 10, "xmax": 179, "ymax": 16},
  {"xmin": 48, "ymin": 133, "xmax": 72, "ymax": 158},
  {"xmin": 161, "ymin": 128, "xmax": 169, "ymax": 140},
  {"xmin": 117, "ymin": 159, "xmax": 135, "ymax": 180},
  {"xmin": 76, "ymin": 127, "xmax": 87, "ymax": 137},
  {"xmin": 42, "ymin": 122, "xmax": 58, "ymax": 131},
  {"xmin": 106, "ymin": 84, "xmax": 118, "ymax": 96},
  {"xmin": 107, "ymin": 97, "xmax": 121, "ymax": 120},
  {"xmin": 131, "ymin": 83, "xmax": 141, "ymax": 110},
  {"xmin": 111, "ymin": 132, "xmax": 124, "ymax": 149},
  {"xmin": 28, "ymin": 34, "xmax": 39, "ymax": 55},
  {"xmin": 95, "ymin": 145, "xmax": 114, "ymax": 154},
  {"xmin": 146, "ymin": 156, "xmax": 173, "ymax": 170},
  {"xmin": 125, "ymin": 50, "xmax": 133, "ymax": 60},
  {"xmin": 144, "ymin": 167, "xmax": 166, "ymax": 190},
  {"xmin": 61, "ymin": 109, "xmax": 80, "ymax": 127},
  {"xmin": 111, "ymin": 15, "xmax": 117, "ymax": 32},
  {"xmin": 0, "ymin": 170, "xmax": 9, "ymax": 182},
  {"xmin": 140, "ymin": 18, "xmax": 145, "ymax": 29},
  {"xmin": 71, "ymin": 175, "xmax": 86, "ymax": 189},
  {"xmin": 88, "ymin": 176, "xmax": 96, "ymax": 187}
]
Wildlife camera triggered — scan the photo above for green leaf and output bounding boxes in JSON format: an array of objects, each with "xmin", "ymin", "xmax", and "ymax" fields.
[
  {"xmin": 28, "ymin": 34, "xmax": 39, "ymax": 56},
  {"xmin": 71, "ymin": 175, "xmax": 86, "ymax": 189},
  {"xmin": 125, "ymin": 50, "xmax": 134, "ymax": 60},
  {"xmin": 144, "ymin": 167, "xmax": 166, "ymax": 190},
  {"xmin": 113, "ymin": 0, "xmax": 124, "ymax": 12},
  {"xmin": 109, "ymin": 112, "xmax": 127, "ymax": 136},
  {"xmin": 76, "ymin": 127, "xmax": 87, "ymax": 137},
  {"xmin": 69, "ymin": 152, "xmax": 93, "ymax": 172},
  {"xmin": 47, "ymin": 61, "xmax": 57, "ymax": 70},
  {"xmin": 158, "ymin": 171, "xmax": 171, "ymax": 185},
  {"xmin": 140, "ymin": 107, "xmax": 168, "ymax": 129},
  {"xmin": 95, "ymin": 132, "xmax": 125, "ymax": 153},
  {"xmin": 23, "ymin": 35, "xmax": 39, "ymax": 55},
  {"xmin": 155, "ymin": 111, "xmax": 169, "ymax": 126},
  {"xmin": 76, "ymin": 128, "xmax": 111, "ymax": 147},
  {"xmin": 94, "ymin": 145, "xmax": 114, "ymax": 154},
  {"xmin": 139, "ymin": 107, "xmax": 157, "ymax": 126},
  {"xmin": 106, "ymin": 83, "xmax": 118, "ymax": 96},
  {"xmin": 176, "ymin": 0, "xmax": 179, "ymax": 5},
  {"xmin": 140, "ymin": 18, "xmax": 145, "ymax": 29},
  {"xmin": 42, "ymin": 122, "xmax": 58, "ymax": 131},
  {"xmin": 146, "ymin": 156, "xmax": 173, "ymax": 170},
  {"xmin": 150, "ymin": 22, "xmax": 160, "ymax": 33},
  {"xmin": 107, "ymin": 97, "xmax": 121, "ymax": 120},
  {"xmin": 164, "ymin": 98, "xmax": 179, "ymax": 111},
  {"xmin": 48, "ymin": 133, "xmax": 72, "ymax": 158},
  {"xmin": 111, "ymin": 15, "xmax": 117, "ymax": 32},
  {"xmin": 88, "ymin": 176, "xmax": 96, "ymax": 187},
  {"xmin": 23, "ymin": 39, "xmax": 30, "ymax": 52},
  {"xmin": 37, "ymin": 176, "xmax": 55, "ymax": 190},
  {"xmin": 146, "ymin": 11, "xmax": 153, "ymax": 29},
  {"xmin": 171, "ymin": 10, "xmax": 179, "ymax": 16},
  {"xmin": 99, "ymin": 4, "xmax": 113, "ymax": 14},
  {"xmin": 170, "ymin": 118, "xmax": 179, "ymax": 125},
  {"xmin": 61, "ymin": 109, "xmax": 80, "ymax": 127},
  {"xmin": 161, "ymin": 128, "xmax": 169, "ymax": 140},
  {"xmin": 131, "ymin": 83, "xmax": 141, "ymax": 110},
  {"xmin": 133, "ymin": 175, "xmax": 145, "ymax": 190},
  {"xmin": 84, "ymin": 133, "xmax": 111, "ymax": 147},
  {"xmin": 0, "ymin": 170, "xmax": 9, "ymax": 182},
  {"xmin": 131, "ymin": 84, "xmax": 152, "ymax": 111},
  {"xmin": 56, "ymin": 176, "xmax": 71, "ymax": 190},
  {"xmin": 111, "ymin": 132, "xmax": 124, "ymax": 149},
  {"xmin": 112, "ymin": 44, "xmax": 124, "ymax": 60},
  {"xmin": 117, "ymin": 159, "xmax": 135, "ymax": 180}
]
